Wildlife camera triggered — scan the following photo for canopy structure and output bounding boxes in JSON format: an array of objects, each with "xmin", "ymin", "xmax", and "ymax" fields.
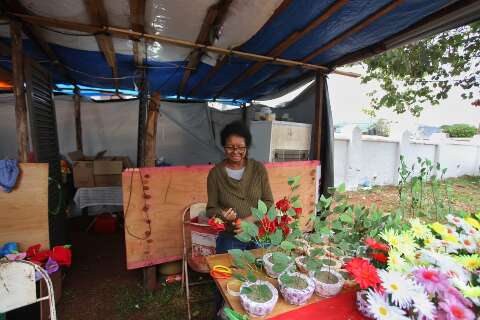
[{"xmin": 0, "ymin": 0, "xmax": 479, "ymax": 103}]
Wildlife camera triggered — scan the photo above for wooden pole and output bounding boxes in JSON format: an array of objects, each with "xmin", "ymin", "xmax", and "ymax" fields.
[
  {"xmin": 313, "ymin": 73, "xmax": 325, "ymax": 160},
  {"xmin": 10, "ymin": 19, "xmax": 29, "ymax": 162},
  {"xmin": 144, "ymin": 92, "xmax": 161, "ymax": 167},
  {"xmin": 73, "ymin": 89, "xmax": 83, "ymax": 152}
]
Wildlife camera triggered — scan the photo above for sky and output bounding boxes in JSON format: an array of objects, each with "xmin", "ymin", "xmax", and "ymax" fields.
[{"xmin": 258, "ymin": 64, "xmax": 480, "ymax": 133}]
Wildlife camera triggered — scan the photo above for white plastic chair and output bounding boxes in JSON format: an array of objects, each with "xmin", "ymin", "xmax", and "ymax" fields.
[{"xmin": 0, "ymin": 260, "xmax": 57, "ymax": 320}]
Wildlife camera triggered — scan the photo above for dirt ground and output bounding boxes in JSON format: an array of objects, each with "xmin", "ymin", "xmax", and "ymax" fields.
[{"xmin": 56, "ymin": 176, "xmax": 480, "ymax": 320}]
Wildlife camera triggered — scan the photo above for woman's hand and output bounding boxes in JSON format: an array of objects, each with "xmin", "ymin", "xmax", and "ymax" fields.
[{"xmin": 221, "ymin": 208, "xmax": 237, "ymax": 222}]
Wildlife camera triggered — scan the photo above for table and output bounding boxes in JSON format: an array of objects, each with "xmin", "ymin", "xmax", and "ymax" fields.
[
  {"xmin": 205, "ymin": 249, "xmax": 366, "ymax": 320},
  {"xmin": 72, "ymin": 187, "xmax": 123, "ymax": 216}
]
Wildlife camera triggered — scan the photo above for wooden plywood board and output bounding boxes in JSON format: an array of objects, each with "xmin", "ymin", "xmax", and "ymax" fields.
[
  {"xmin": 0, "ymin": 163, "xmax": 49, "ymax": 250},
  {"xmin": 123, "ymin": 161, "xmax": 319, "ymax": 270}
]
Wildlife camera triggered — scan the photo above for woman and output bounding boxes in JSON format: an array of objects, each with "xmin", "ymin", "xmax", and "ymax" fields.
[{"xmin": 207, "ymin": 120, "xmax": 274, "ymax": 254}]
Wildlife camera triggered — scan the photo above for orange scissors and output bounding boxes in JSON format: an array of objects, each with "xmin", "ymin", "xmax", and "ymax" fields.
[{"xmin": 210, "ymin": 265, "xmax": 232, "ymax": 279}]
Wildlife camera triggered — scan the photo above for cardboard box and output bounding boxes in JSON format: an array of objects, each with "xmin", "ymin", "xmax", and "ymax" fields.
[
  {"xmin": 93, "ymin": 160, "xmax": 123, "ymax": 175},
  {"xmin": 94, "ymin": 174, "xmax": 122, "ymax": 187},
  {"xmin": 72, "ymin": 161, "xmax": 95, "ymax": 188}
]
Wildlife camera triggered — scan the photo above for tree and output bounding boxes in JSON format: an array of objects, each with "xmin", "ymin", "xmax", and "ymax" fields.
[{"xmin": 361, "ymin": 21, "xmax": 480, "ymax": 116}]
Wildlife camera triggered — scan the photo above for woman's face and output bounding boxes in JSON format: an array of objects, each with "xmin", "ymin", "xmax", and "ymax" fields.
[{"xmin": 224, "ymin": 134, "xmax": 247, "ymax": 163}]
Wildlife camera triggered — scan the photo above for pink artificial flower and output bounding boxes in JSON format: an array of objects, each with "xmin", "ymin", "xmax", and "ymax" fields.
[
  {"xmin": 413, "ymin": 267, "xmax": 450, "ymax": 294},
  {"xmin": 441, "ymin": 287, "xmax": 473, "ymax": 309},
  {"xmin": 439, "ymin": 297, "xmax": 475, "ymax": 320}
]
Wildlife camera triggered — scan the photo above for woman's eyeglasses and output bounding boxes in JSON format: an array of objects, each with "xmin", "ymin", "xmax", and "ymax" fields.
[{"xmin": 224, "ymin": 146, "xmax": 247, "ymax": 152}]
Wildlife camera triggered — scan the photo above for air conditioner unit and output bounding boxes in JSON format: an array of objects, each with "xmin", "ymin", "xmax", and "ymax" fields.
[{"xmin": 249, "ymin": 121, "xmax": 312, "ymax": 162}]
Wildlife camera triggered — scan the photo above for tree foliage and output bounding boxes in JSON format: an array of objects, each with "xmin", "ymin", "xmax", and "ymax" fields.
[{"xmin": 362, "ymin": 22, "xmax": 480, "ymax": 116}]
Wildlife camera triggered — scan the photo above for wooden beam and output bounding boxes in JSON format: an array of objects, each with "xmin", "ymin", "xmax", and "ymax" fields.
[
  {"xmin": 12, "ymin": 13, "xmax": 359, "ymax": 78},
  {"xmin": 213, "ymin": 0, "xmax": 348, "ymax": 99},
  {"xmin": 177, "ymin": 0, "xmax": 233, "ymax": 97},
  {"xmin": 73, "ymin": 90, "xmax": 83, "ymax": 152},
  {"xmin": 313, "ymin": 73, "xmax": 325, "ymax": 160},
  {"xmin": 129, "ymin": 0, "xmax": 145, "ymax": 66},
  {"xmin": 84, "ymin": 0, "xmax": 119, "ymax": 90},
  {"xmin": 3, "ymin": 0, "xmax": 77, "ymax": 87},
  {"xmin": 10, "ymin": 19, "xmax": 29, "ymax": 162},
  {"xmin": 144, "ymin": 92, "xmax": 161, "ymax": 167},
  {"xmin": 186, "ymin": 0, "xmax": 294, "ymax": 97},
  {"xmin": 233, "ymin": 0, "xmax": 400, "ymax": 100}
]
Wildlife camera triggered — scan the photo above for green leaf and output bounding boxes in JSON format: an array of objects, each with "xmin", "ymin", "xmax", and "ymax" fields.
[
  {"xmin": 228, "ymin": 249, "xmax": 244, "ymax": 260},
  {"xmin": 309, "ymin": 247, "xmax": 324, "ymax": 257},
  {"xmin": 340, "ymin": 213, "xmax": 353, "ymax": 225},
  {"xmin": 251, "ymin": 207, "xmax": 264, "ymax": 221},
  {"xmin": 280, "ymin": 240, "xmax": 296, "ymax": 252},
  {"xmin": 272, "ymin": 252, "xmax": 290, "ymax": 265},
  {"xmin": 270, "ymin": 229, "xmax": 283, "ymax": 246},
  {"xmin": 247, "ymin": 269, "xmax": 256, "ymax": 283},
  {"xmin": 287, "ymin": 208, "xmax": 297, "ymax": 217},
  {"xmin": 243, "ymin": 250, "xmax": 256, "ymax": 264},
  {"xmin": 309, "ymin": 233, "xmax": 323, "ymax": 244},
  {"xmin": 292, "ymin": 199, "xmax": 302, "ymax": 209},
  {"xmin": 337, "ymin": 183, "xmax": 346, "ymax": 193},
  {"xmin": 232, "ymin": 257, "xmax": 246, "ymax": 269},
  {"xmin": 272, "ymin": 263, "xmax": 288, "ymax": 273},
  {"xmin": 305, "ymin": 258, "xmax": 320, "ymax": 272},
  {"xmin": 258, "ymin": 284, "xmax": 271, "ymax": 300},
  {"xmin": 242, "ymin": 221, "xmax": 258, "ymax": 238},
  {"xmin": 258, "ymin": 200, "xmax": 268, "ymax": 215},
  {"xmin": 235, "ymin": 232, "xmax": 251, "ymax": 243},
  {"xmin": 267, "ymin": 205, "xmax": 277, "ymax": 221},
  {"xmin": 332, "ymin": 220, "xmax": 343, "ymax": 231},
  {"xmin": 290, "ymin": 195, "xmax": 300, "ymax": 203},
  {"xmin": 240, "ymin": 286, "xmax": 253, "ymax": 295},
  {"xmin": 233, "ymin": 273, "xmax": 246, "ymax": 282},
  {"xmin": 288, "ymin": 176, "xmax": 301, "ymax": 187}
]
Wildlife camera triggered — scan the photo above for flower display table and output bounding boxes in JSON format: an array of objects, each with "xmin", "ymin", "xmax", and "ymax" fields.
[{"xmin": 206, "ymin": 249, "xmax": 367, "ymax": 319}]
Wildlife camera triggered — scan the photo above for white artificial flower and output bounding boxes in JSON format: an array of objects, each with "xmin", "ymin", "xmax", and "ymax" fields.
[
  {"xmin": 446, "ymin": 214, "xmax": 466, "ymax": 229},
  {"xmin": 459, "ymin": 234, "xmax": 478, "ymax": 253},
  {"xmin": 366, "ymin": 290, "xmax": 409, "ymax": 320},
  {"xmin": 378, "ymin": 270, "xmax": 416, "ymax": 308},
  {"xmin": 411, "ymin": 288, "xmax": 436, "ymax": 320}
]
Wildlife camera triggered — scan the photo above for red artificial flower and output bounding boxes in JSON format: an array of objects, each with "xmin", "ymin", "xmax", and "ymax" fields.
[
  {"xmin": 281, "ymin": 225, "xmax": 290, "ymax": 236},
  {"xmin": 294, "ymin": 207, "xmax": 302, "ymax": 217},
  {"xmin": 275, "ymin": 215, "xmax": 292, "ymax": 227},
  {"xmin": 345, "ymin": 258, "xmax": 381, "ymax": 289},
  {"xmin": 261, "ymin": 217, "xmax": 277, "ymax": 234},
  {"xmin": 51, "ymin": 246, "xmax": 72, "ymax": 267},
  {"xmin": 208, "ymin": 217, "xmax": 226, "ymax": 232},
  {"xmin": 258, "ymin": 226, "xmax": 266, "ymax": 237},
  {"xmin": 276, "ymin": 198, "xmax": 291, "ymax": 212},
  {"xmin": 26, "ymin": 244, "xmax": 41, "ymax": 258},
  {"xmin": 365, "ymin": 238, "xmax": 389, "ymax": 252},
  {"xmin": 29, "ymin": 250, "xmax": 52, "ymax": 264},
  {"xmin": 369, "ymin": 252, "xmax": 388, "ymax": 264}
]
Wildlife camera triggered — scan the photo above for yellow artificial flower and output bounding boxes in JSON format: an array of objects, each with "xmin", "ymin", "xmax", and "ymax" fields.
[
  {"xmin": 455, "ymin": 254, "xmax": 480, "ymax": 271},
  {"xmin": 409, "ymin": 218, "xmax": 433, "ymax": 240},
  {"xmin": 387, "ymin": 249, "xmax": 409, "ymax": 272},
  {"xmin": 397, "ymin": 231, "xmax": 418, "ymax": 259},
  {"xmin": 441, "ymin": 233, "xmax": 459, "ymax": 244},
  {"xmin": 462, "ymin": 286, "xmax": 480, "ymax": 298},
  {"xmin": 381, "ymin": 229, "xmax": 400, "ymax": 249},
  {"xmin": 465, "ymin": 217, "xmax": 480, "ymax": 230},
  {"xmin": 430, "ymin": 222, "xmax": 447, "ymax": 235}
]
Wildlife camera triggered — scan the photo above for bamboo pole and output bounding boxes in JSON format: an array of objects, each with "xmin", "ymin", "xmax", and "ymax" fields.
[
  {"xmin": 13, "ymin": 13, "xmax": 359, "ymax": 78},
  {"xmin": 10, "ymin": 19, "xmax": 29, "ymax": 162},
  {"xmin": 144, "ymin": 92, "xmax": 161, "ymax": 167}
]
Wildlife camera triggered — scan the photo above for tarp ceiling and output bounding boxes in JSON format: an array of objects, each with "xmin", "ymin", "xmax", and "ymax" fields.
[{"xmin": 0, "ymin": 0, "xmax": 479, "ymax": 103}]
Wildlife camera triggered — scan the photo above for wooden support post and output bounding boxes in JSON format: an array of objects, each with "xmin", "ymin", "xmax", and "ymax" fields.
[
  {"xmin": 313, "ymin": 73, "xmax": 325, "ymax": 160},
  {"xmin": 10, "ymin": 19, "xmax": 29, "ymax": 162},
  {"xmin": 73, "ymin": 90, "xmax": 83, "ymax": 152},
  {"xmin": 241, "ymin": 104, "xmax": 247, "ymax": 125},
  {"xmin": 144, "ymin": 92, "xmax": 161, "ymax": 167},
  {"xmin": 142, "ymin": 266, "xmax": 157, "ymax": 292}
]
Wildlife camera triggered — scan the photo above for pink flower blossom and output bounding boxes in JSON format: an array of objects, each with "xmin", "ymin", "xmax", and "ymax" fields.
[
  {"xmin": 439, "ymin": 297, "xmax": 475, "ymax": 320},
  {"xmin": 413, "ymin": 267, "xmax": 449, "ymax": 294},
  {"xmin": 440, "ymin": 286, "xmax": 473, "ymax": 308}
]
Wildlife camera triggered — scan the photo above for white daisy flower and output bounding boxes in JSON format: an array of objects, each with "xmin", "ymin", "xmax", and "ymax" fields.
[
  {"xmin": 366, "ymin": 290, "xmax": 409, "ymax": 320},
  {"xmin": 378, "ymin": 270, "xmax": 416, "ymax": 308},
  {"xmin": 446, "ymin": 214, "xmax": 465, "ymax": 229},
  {"xmin": 459, "ymin": 234, "xmax": 478, "ymax": 253},
  {"xmin": 387, "ymin": 250, "xmax": 410, "ymax": 272},
  {"xmin": 411, "ymin": 288, "xmax": 436, "ymax": 320}
]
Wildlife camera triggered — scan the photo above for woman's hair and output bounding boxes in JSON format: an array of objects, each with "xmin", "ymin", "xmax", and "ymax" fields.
[{"xmin": 220, "ymin": 120, "xmax": 252, "ymax": 147}]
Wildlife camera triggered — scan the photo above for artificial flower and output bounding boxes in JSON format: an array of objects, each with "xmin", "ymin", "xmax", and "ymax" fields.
[
  {"xmin": 397, "ymin": 231, "xmax": 418, "ymax": 260},
  {"xmin": 26, "ymin": 244, "xmax": 41, "ymax": 258},
  {"xmin": 387, "ymin": 250, "xmax": 409, "ymax": 272},
  {"xmin": 51, "ymin": 246, "xmax": 72, "ymax": 267},
  {"xmin": 447, "ymin": 214, "xmax": 466, "ymax": 229},
  {"xmin": 426, "ymin": 251, "xmax": 471, "ymax": 284},
  {"xmin": 439, "ymin": 296, "xmax": 476, "ymax": 320},
  {"xmin": 441, "ymin": 286, "xmax": 473, "ymax": 309},
  {"xmin": 380, "ymin": 229, "xmax": 401, "ymax": 250},
  {"xmin": 431, "ymin": 222, "xmax": 448, "ymax": 236},
  {"xmin": 366, "ymin": 290, "xmax": 409, "ymax": 320},
  {"xmin": 365, "ymin": 238, "xmax": 389, "ymax": 252},
  {"xmin": 294, "ymin": 207, "xmax": 302, "ymax": 216},
  {"xmin": 413, "ymin": 267, "xmax": 449, "ymax": 294},
  {"xmin": 410, "ymin": 218, "xmax": 433, "ymax": 240},
  {"xmin": 378, "ymin": 270, "xmax": 416, "ymax": 308},
  {"xmin": 465, "ymin": 217, "xmax": 480, "ymax": 230},
  {"xmin": 454, "ymin": 254, "xmax": 480, "ymax": 271},
  {"xmin": 275, "ymin": 198, "xmax": 290, "ymax": 212},
  {"xmin": 369, "ymin": 252, "xmax": 388, "ymax": 264},
  {"xmin": 458, "ymin": 235, "xmax": 477, "ymax": 253},
  {"xmin": 345, "ymin": 258, "xmax": 382, "ymax": 289},
  {"xmin": 412, "ymin": 288, "xmax": 436, "ymax": 320},
  {"xmin": 208, "ymin": 217, "xmax": 226, "ymax": 232},
  {"xmin": 459, "ymin": 284, "xmax": 480, "ymax": 299},
  {"xmin": 442, "ymin": 233, "xmax": 460, "ymax": 244}
]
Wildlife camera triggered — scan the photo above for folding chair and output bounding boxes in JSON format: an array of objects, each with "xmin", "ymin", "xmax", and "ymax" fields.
[
  {"xmin": 0, "ymin": 260, "xmax": 57, "ymax": 320},
  {"xmin": 182, "ymin": 203, "xmax": 219, "ymax": 320}
]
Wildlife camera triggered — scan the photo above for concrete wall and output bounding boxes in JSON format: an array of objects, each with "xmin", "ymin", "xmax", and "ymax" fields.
[{"xmin": 334, "ymin": 125, "xmax": 480, "ymax": 190}]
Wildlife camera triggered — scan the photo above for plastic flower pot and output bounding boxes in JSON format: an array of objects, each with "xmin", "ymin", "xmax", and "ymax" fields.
[
  {"xmin": 309, "ymin": 268, "xmax": 345, "ymax": 297},
  {"xmin": 278, "ymin": 271, "xmax": 315, "ymax": 305},
  {"xmin": 239, "ymin": 280, "xmax": 278, "ymax": 317},
  {"xmin": 318, "ymin": 256, "xmax": 342, "ymax": 270},
  {"xmin": 262, "ymin": 253, "xmax": 294, "ymax": 278},
  {"xmin": 295, "ymin": 256, "xmax": 308, "ymax": 274}
]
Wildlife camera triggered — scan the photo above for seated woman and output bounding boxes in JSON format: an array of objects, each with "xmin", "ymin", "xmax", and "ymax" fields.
[{"xmin": 206, "ymin": 120, "xmax": 274, "ymax": 253}]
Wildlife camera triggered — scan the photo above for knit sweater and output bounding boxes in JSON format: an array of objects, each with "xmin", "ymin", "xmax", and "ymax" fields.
[{"xmin": 206, "ymin": 159, "xmax": 274, "ymax": 230}]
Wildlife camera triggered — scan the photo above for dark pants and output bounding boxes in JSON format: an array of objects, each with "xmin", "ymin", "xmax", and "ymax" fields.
[{"xmin": 214, "ymin": 233, "xmax": 258, "ymax": 315}]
